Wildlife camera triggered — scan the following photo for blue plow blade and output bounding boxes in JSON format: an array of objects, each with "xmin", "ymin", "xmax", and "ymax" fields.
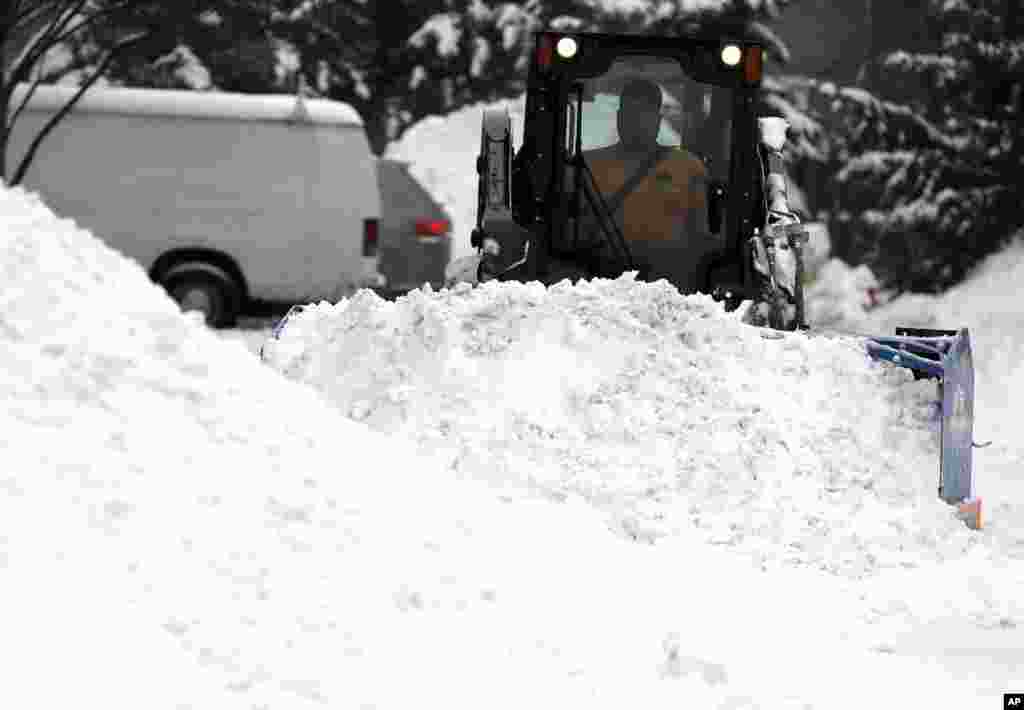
[
  {"xmin": 260, "ymin": 304, "xmax": 306, "ymax": 361},
  {"xmin": 863, "ymin": 327, "xmax": 975, "ymax": 505}
]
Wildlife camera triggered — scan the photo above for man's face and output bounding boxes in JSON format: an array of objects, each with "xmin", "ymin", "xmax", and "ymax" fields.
[{"xmin": 617, "ymin": 96, "xmax": 661, "ymax": 151}]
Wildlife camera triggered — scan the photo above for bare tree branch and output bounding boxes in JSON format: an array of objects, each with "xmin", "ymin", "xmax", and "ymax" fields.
[
  {"xmin": 8, "ymin": 64, "xmax": 44, "ymax": 129},
  {"xmin": 14, "ymin": 1, "xmax": 63, "ymax": 28},
  {"xmin": 9, "ymin": 30, "xmax": 147, "ymax": 186},
  {"xmin": 7, "ymin": 0, "xmax": 89, "ymax": 90},
  {"xmin": 51, "ymin": 0, "xmax": 138, "ymax": 48},
  {"xmin": 36, "ymin": 0, "xmax": 91, "ymax": 53}
]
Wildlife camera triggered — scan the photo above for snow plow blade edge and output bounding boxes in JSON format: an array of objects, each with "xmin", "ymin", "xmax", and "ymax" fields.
[{"xmin": 865, "ymin": 327, "xmax": 980, "ymax": 528}]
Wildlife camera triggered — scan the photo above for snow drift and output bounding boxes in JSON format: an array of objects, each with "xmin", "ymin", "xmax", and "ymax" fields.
[
  {"xmin": 2, "ymin": 180, "xmax": 1022, "ymax": 709},
  {"xmin": 0, "ymin": 185, "xmax": 527, "ymax": 707},
  {"xmin": 2, "ymin": 185, "xmax": 745, "ymax": 709},
  {"xmin": 262, "ymin": 275, "xmax": 991, "ymax": 578},
  {"xmin": 805, "ymin": 257, "xmax": 881, "ymax": 330}
]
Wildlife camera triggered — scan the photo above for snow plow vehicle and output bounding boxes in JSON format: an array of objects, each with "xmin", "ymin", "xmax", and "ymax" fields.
[{"xmin": 438, "ymin": 30, "xmax": 984, "ymax": 528}]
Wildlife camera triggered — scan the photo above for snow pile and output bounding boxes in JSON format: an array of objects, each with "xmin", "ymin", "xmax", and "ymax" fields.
[
  {"xmin": 386, "ymin": 95, "xmax": 527, "ymax": 261},
  {"xmin": 804, "ymin": 257, "xmax": 881, "ymax": 330},
  {"xmin": 2, "ymin": 185, "xmax": 795, "ymax": 710},
  {"xmin": 3, "ymin": 181, "xmax": 1022, "ymax": 709},
  {"xmin": 0, "ymin": 185, "xmax": 528, "ymax": 707},
  {"xmin": 263, "ymin": 275, "xmax": 988, "ymax": 578}
]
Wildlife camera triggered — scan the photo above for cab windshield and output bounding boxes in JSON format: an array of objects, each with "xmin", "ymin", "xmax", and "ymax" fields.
[
  {"xmin": 562, "ymin": 54, "xmax": 732, "ymax": 293},
  {"xmin": 576, "ymin": 55, "xmax": 732, "ymax": 165}
]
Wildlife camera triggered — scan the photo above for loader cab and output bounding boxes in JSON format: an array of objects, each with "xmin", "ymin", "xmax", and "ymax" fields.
[{"xmin": 509, "ymin": 32, "xmax": 767, "ymax": 303}]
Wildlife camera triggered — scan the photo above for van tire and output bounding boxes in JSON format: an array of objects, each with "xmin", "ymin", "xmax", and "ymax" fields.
[{"xmin": 161, "ymin": 267, "xmax": 242, "ymax": 328}]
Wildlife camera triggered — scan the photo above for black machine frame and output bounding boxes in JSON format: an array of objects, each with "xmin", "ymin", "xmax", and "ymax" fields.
[{"xmin": 503, "ymin": 31, "xmax": 769, "ymax": 307}]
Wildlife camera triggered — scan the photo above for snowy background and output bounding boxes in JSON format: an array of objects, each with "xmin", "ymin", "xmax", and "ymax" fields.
[{"xmin": 3, "ymin": 164, "xmax": 1022, "ymax": 708}]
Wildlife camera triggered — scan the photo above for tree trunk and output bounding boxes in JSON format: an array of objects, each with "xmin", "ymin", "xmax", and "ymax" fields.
[
  {"xmin": 364, "ymin": 107, "xmax": 389, "ymax": 156},
  {"xmin": 0, "ymin": 119, "xmax": 8, "ymax": 185}
]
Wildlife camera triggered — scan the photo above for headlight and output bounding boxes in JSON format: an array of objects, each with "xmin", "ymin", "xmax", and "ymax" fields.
[
  {"xmin": 721, "ymin": 44, "xmax": 742, "ymax": 66},
  {"xmin": 556, "ymin": 37, "xmax": 578, "ymax": 59}
]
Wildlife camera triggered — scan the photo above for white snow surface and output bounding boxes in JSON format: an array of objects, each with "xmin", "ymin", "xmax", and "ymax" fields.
[
  {"xmin": 265, "ymin": 268, "xmax": 1024, "ymax": 705},
  {"xmin": 262, "ymin": 278, "xmax": 982, "ymax": 578},
  {"xmin": 3, "ymin": 182, "xmax": 1024, "ymax": 709},
  {"xmin": 804, "ymin": 257, "xmax": 881, "ymax": 330}
]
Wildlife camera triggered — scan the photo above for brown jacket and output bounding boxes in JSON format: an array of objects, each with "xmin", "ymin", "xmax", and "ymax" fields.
[{"xmin": 584, "ymin": 144, "xmax": 721, "ymax": 293}]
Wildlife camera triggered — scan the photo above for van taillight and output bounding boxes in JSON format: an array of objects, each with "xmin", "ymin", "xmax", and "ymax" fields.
[
  {"xmin": 363, "ymin": 218, "xmax": 379, "ymax": 257},
  {"xmin": 415, "ymin": 219, "xmax": 450, "ymax": 238}
]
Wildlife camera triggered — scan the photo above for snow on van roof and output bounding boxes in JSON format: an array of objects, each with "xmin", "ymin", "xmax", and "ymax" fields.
[{"xmin": 10, "ymin": 82, "xmax": 363, "ymax": 127}]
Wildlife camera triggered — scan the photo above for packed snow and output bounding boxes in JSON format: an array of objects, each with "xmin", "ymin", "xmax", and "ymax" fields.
[
  {"xmin": 264, "ymin": 278, "xmax": 966, "ymax": 576},
  {"xmin": 804, "ymin": 257, "xmax": 882, "ymax": 329},
  {"xmin": 263, "ymin": 241, "xmax": 1024, "ymax": 703},
  {"xmin": 3, "ymin": 178, "xmax": 1023, "ymax": 710}
]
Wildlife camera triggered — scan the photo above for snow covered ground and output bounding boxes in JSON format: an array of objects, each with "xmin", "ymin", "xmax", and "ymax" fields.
[{"xmin": 3, "ymin": 179, "xmax": 1023, "ymax": 710}]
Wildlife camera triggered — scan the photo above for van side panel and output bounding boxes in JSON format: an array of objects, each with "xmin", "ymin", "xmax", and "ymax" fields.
[{"xmin": 8, "ymin": 108, "xmax": 380, "ymax": 303}]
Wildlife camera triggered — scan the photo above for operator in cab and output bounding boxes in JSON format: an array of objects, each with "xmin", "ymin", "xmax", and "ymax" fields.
[{"xmin": 582, "ymin": 78, "xmax": 718, "ymax": 293}]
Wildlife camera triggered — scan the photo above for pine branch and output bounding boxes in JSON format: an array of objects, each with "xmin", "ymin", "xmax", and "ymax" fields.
[{"xmin": 50, "ymin": 0, "xmax": 139, "ymax": 48}]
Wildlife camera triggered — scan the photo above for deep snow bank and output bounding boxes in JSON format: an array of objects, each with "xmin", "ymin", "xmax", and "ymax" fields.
[
  {"xmin": 0, "ymin": 185, "xmax": 524, "ymax": 707},
  {"xmin": 3, "ymin": 181, "xmax": 1022, "ymax": 710},
  {"xmin": 3, "ymin": 185, "xmax": 771, "ymax": 710},
  {"xmin": 262, "ymin": 275, "xmax": 989, "ymax": 578}
]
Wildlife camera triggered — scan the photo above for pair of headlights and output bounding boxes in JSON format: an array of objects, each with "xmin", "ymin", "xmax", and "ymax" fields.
[{"xmin": 554, "ymin": 36, "xmax": 744, "ymax": 67}]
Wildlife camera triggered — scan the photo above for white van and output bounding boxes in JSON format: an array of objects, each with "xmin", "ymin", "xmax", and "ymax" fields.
[{"xmin": 7, "ymin": 83, "xmax": 383, "ymax": 326}]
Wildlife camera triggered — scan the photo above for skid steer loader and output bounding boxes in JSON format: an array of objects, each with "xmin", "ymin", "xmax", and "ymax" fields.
[{"xmin": 441, "ymin": 30, "xmax": 985, "ymax": 529}]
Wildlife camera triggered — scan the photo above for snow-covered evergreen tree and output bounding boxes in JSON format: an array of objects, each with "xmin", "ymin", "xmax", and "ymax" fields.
[
  {"xmin": 270, "ymin": 0, "xmax": 447, "ymax": 155},
  {"xmin": 818, "ymin": 0, "xmax": 1022, "ymax": 293},
  {"xmin": 404, "ymin": 0, "xmax": 805, "ymax": 134},
  {"xmin": 35, "ymin": 2, "xmax": 283, "ymax": 93}
]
